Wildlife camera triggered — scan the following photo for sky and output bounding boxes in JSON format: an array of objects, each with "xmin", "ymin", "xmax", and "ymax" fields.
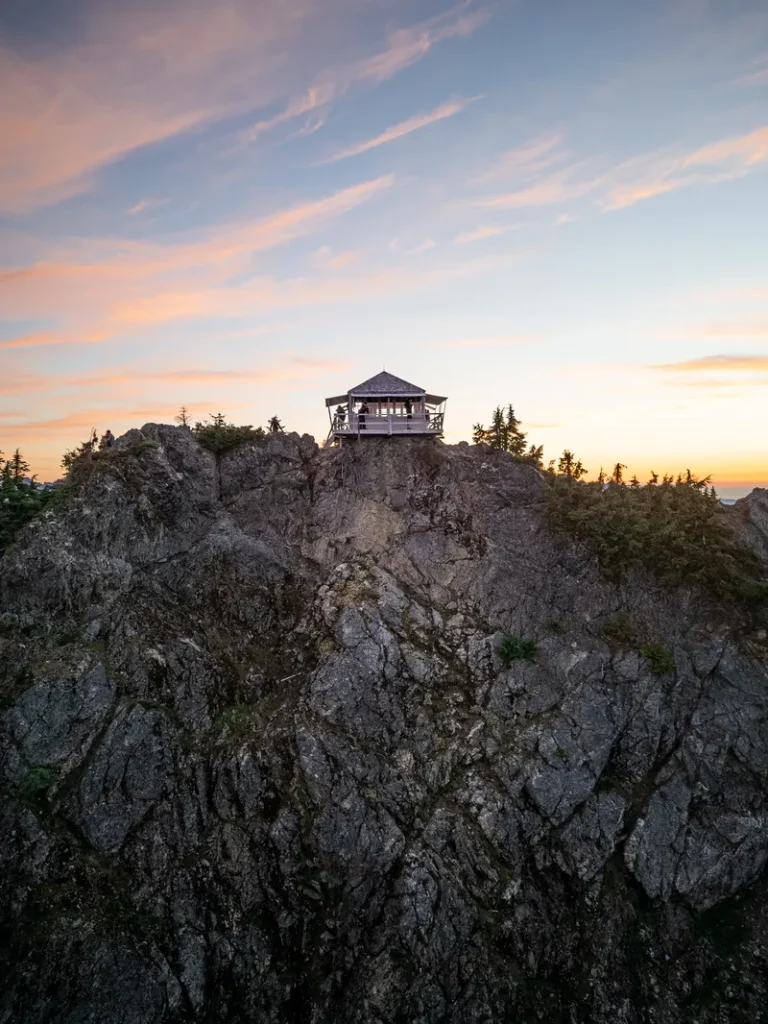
[{"xmin": 0, "ymin": 0, "xmax": 767, "ymax": 496}]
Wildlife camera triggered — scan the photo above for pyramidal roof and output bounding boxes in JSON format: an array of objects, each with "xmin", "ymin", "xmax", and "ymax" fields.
[{"xmin": 349, "ymin": 371, "xmax": 425, "ymax": 396}]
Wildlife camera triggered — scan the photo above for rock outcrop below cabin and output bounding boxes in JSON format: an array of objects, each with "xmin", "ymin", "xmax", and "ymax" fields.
[{"xmin": 1, "ymin": 425, "xmax": 767, "ymax": 1024}]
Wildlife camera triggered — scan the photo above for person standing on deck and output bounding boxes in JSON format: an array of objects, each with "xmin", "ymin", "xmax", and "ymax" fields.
[{"xmin": 358, "ymin": 401, "xmax": 368, "ymax": 430}]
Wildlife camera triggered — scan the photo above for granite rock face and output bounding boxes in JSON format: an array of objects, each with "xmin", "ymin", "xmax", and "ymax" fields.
[{"xmin": 1, "ymin": 425, "xmax": 767, "ymax": 1023}]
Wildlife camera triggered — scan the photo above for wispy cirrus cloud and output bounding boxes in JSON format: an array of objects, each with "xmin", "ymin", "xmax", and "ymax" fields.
[
  {"xmin": 652, "ymin": 354, "xmax": 768, "ymax": 373},
  {"xmin": 311, "ymin": 246, "xmax": 359, "ymax": 270},
  {"xmin": 603, "ymin": 125, "xmax": 768, "ymax": 210},
  {"xmin": 475, "ymin": 133, "xmax": 565, "ymax": 183},
  {"xmin": 318, "ymin": 96, "xmax": 478, "ymax": 164},
  {"xmin": 475, "ymin": 166, "xmax": 603, "ymax": 210},
  {"xmin": 389, "ymin": 237, "xmax": 436, "ymax": 255},
  {"xmin": 0, "ymin": 330, "xmax": 110, "ymax": 352},
  {"xmin": 126, "ymin": 197, "xmax": 170, "ymax": 216},
  {"xmin": 0, "ymin": 1, "xmax": 487, "ymax": 213},
  {"xmin": 246, "ymin": 4, "xmax": 489, "ymax": 143},
  {"xmin": 0, "ymin": 0, "xmax": 325, "ymax": 213},
  {"xmin": 474, "ymin": 124, "xmax": 768, "ymax": 213},
  {"xmin": 0, "ymin": 357, "xmax": 350, "ymax": 399},
  {"xmin": 695, "ymin": 321, "xmax": 768, "ymax": 340},
  {"xmin": 453, "ymin": 223, "xmax": 524, "ymax": 244},
  {"xmin": 429, "ymin": 334, "xmax": 541, "ymax": 348},
  {"xmin": 0, "ymin": 175, "xmax": 393, "ymax": 341},
  {"xmin": 732, "ymin": 55, "xmax": 768, "ymax": 87}
]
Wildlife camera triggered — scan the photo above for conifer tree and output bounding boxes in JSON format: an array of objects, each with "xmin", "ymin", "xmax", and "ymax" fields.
[
  {"xmin": 175, "ymin": 406, "xmax": 191, "ymax": 426},
  {"xmin": 612, "ymin": 463, "xmax": 627, "ymax": 486},
  {"xmin": 525, "ymin": 443, "xmax": 544, "ymax": 467},
  {"xmin": 558, "ymin": 450, "xmax": 576, "ymax": 477},
  {"xmin": 472, "ymin": 402, "xmax": 540, "ymax": 462},
  {"xmin": 489, "ymin": 406, "xmax": 507, "ymax": 449},
  {"xmin": 61, "ymin": 429, "xmax": 98, "ymax": 472},
  {"xmin": 505, "ymin": 405, "xmax": 528, "ymax": 456},
  {"xmin": 267, "ymin": 416, "xmax": 285, "ymax": 433},
  {"xmin": 9, "ymin": 448, "xmax": 30, "ymax": 482}
]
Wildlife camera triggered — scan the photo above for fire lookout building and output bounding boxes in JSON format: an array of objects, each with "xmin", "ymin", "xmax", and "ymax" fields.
[{"xmin": 326, "ymin": 371, "xmax": 446, "ymax": 443}]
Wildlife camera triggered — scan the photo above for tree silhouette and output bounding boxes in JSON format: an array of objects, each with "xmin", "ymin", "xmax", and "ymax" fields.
[
  {"xmin": 0, "ymin": 446, "xmax": 54, "ymax": 551},
  {"xmin": 557, "ymin": 450, "xmax": 587, "ymax": 480},
  {"xmin": 558, "ymin": 450, "xmax": 576, "ymax": 477},
  {"xmin": 175, "ymin": 406, "xmax": 191, "ymax": 426},
  {"xmin": 9, "ymin": 449, "xmax": 30, "ymax": 482},
  {"xmin": 268, "ymin": 416, "xmax": 285, "ymax": 433},
  {"xmin": 505, "ymin": 405, "xmax": 528, "ymax": 456},
  {"xmin": 61, "ymin": 429, "xmax": 98, "ymax": 472},
  {"xmin": 612, "ymin": 463, "xmax": 627, "ymax": 486}
]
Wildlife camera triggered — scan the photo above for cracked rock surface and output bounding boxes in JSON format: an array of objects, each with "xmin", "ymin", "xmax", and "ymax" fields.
[{"xmin": 1, "ymin": 424, "xmax": 767, "ymax": 1023}]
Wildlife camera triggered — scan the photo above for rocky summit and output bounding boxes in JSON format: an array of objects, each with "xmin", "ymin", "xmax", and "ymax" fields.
[{"xmin": 1, "ymin": 425, "xmax": 767, "ymax": 1024}]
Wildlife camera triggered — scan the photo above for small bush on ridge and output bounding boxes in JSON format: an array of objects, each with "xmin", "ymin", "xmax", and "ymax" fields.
[
  {"xmin": 641, "ymin": 644, "xmax": 676, "ymax": 676},
  {"xmin": 499, "ymin": 635, "xmax": 538, "ymax": 666}
]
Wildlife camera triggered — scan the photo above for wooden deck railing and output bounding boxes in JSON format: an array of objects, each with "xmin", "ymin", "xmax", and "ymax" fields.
[{"xmin": 332, "ymin": 413, "xmax": 443, "ymax": 436}]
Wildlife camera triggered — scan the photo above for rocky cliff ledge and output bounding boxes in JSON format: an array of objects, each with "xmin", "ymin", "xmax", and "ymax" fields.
[{"xmin": 1, "ymin": 426, "xmax": 767, "ymax": 1024}]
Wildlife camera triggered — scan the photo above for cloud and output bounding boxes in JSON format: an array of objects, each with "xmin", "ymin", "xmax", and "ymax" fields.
[
  {"xmin": 0, "ymin": 175, "xmax": 393, "ymax": 340},
  {"xmin": 602, "ymin": 126, "xmax": 768, "ymax": 210},
  {"xmin": 349, "ymin": 4, "xmax": 488, "ymax": 85},
  {"xmin": 0, "ymin": 330, "xmax": 109, "ymax": 351},
  {"xmin": 474, "ymin": 125, "xmax": 768, "ymax": 213},
  {"xmin": 453, "ymin": 223, "xmax": 523, "ymax": 244},
  {"xmin": 697, "ymin": 322, "xmax": 768, "ymax": 340},
  {"xmin": 652, "ymin": 354, "xmax": 768, "ymax": 373},
  {"xmin": 312, "ymin": 246, "xmax": 359, "ymax": 270},
  {"xmin": 126, "ymin": 198, "xmax": 169, "ymax": 216},
  {"xmin": 733, "ymin": 58, "xmax": 768, "ymax": 87},
  {"xmin": 0, "ymin": 1, "xmax": 322, "ymax": 212},
  {"xmin": 0, "ymin": 1, "xmax": 486, "ymax": 213},
  {"xmin": 476, "ymin": 133, "xmax": 565, "ymax": 182},
  {"xmin": 389, "ymin": 237, "xmax": 436, "ymax": 255},
  {"xmin": 245, "ymin": 3, "xmax": 488, "ymax": 144},
  {"xmin": 429, "ymin": 334, "xmax": 541, "ymax": 348},
  {"xmin": 475, "ymin": 168, "xmax": 603, "ymax": 210},
  {"xmin": 319, "ymin": 96, "xmax": 478, "ymax": 164},
  {"xmin": 69, "ymin": 357, "xmax": 351, "ymax": 389},
  {"xmin": 0, "ymin": 356, "xmax": 351, "ymax": 406}
]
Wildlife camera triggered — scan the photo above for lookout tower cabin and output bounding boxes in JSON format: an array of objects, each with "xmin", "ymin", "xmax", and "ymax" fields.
[{"xmin": 326, "ymin": 371, "xmax": 446, "ymax": 442}]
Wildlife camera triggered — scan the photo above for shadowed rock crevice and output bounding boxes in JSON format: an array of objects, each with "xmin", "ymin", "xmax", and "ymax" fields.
[{"xmin": 0, "ymin": 424, "xmax": 767, "ymax": 1023}]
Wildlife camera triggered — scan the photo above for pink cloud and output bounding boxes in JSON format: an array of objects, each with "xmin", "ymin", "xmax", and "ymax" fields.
[
  {"xmin": 0, "ymin": 1, "xmax": 485, "ymax": 213},
  {"xmin": 319, "ymin": 96, "xmax": 478, "ymax": 163},
  {"xmin": 0, "ymin": 175, "xmax": 393, "ymax": 340},
  {"xmin": 652, "ymin": 354, "xmax": 768, "ymax": 373},
  {"xmin": 0, "ymin": 1, "xmax": 310, "ymax": 212},
  {"xmin": 244, "ymin": 4, "xmax": 489, "ymax": 144},
  {"xmin": 474, "ymin": 125, "xmax": 768, "ymax": 213},
  {"xmin": 453, "ymin": 223, "xmax": 525, "ymax": 244},
  {"xmin": 475, "ymin": 133, "xmax": 565, "ymax": 183},
  {"xmin": 429, "ymin": 334, "xmax": 541, "ymax": 348}
]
